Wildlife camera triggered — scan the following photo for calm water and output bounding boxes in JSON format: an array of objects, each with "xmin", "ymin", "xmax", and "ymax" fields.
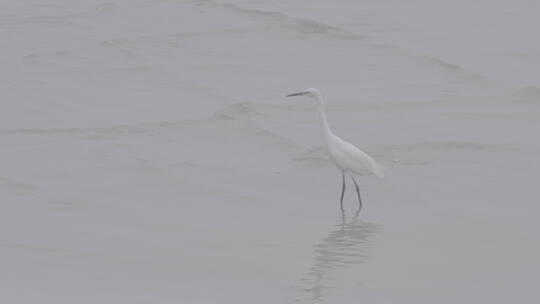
[{"xmin": 1, "ymin": 1, "xmax": 539, "ymax": 303}]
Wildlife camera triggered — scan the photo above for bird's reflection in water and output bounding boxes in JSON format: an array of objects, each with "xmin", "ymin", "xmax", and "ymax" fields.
[{"xmin": 297, "ymin": 209, "xmax": 381, "ymax": 303}]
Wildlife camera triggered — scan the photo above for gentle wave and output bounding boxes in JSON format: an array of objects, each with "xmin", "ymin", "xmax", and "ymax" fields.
[
  {"xmin": 219, "ymin": 2, "xmax": 341, "ymax": 34},
  {"xmin": 512, "ymin": 86, "xmax": 540, "ymax": 102},
  {"xmin": 0, "ymin": 177, "xmax": 37, "ymax": 192},
  {"xmin": 0, "ymin": 119, "xmax": 201, "ymax": 135},
  {"xmin": 0, "ymin": 104, "xmax": 303, "ymax": 151},
  {"xmin": 0, "ymin": 242, "xmax": 88, "ymax": 257},
  {"xmin": 368, "ymin": 43, "xmax": 503, "ymax": 87},
  {"xmin": 398, "ymin": 141, "xmax": 530, "ymax": 152},
  {"xmin": 216, "ymin": 1, "xmax": 511, "ymax": 89},
  {"xmin": 215, "ymin": 101, "xmax": 308, "ymax": 120}
]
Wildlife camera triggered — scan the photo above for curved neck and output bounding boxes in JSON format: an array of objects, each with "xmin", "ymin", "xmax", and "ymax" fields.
[{"xmin": 314, "ymin": 93, "xmax": 333, "ymax": 140}]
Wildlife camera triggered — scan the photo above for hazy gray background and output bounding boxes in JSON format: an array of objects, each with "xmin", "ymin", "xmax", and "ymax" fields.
[{"xmin": 1, "ymin": 0, "xmax": 539, "ymax": 303}]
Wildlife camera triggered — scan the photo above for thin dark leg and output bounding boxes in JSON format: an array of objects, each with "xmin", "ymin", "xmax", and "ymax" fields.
[
  {"xmin": 352, "ymin": 176, "xmax": 362, "ymax": 212},
  {"xmin": 340, "ymin": 172, "xmax": 346, "ymax": 212}
]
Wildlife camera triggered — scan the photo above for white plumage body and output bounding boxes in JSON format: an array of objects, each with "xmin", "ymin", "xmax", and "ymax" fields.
[{"xmin": 326, "ymin": 134, "xmax": 384, "ymax": 178}]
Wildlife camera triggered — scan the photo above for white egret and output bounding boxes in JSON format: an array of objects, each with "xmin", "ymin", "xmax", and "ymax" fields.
[{"xmin": 286, "ymin": 88, "xmax": 383, "ymax": 212}]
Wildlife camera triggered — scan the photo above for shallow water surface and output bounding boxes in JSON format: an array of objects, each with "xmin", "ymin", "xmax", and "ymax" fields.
[{"xmin": 1, "ymin": 0, "xmax": 539, "ymax": 303}]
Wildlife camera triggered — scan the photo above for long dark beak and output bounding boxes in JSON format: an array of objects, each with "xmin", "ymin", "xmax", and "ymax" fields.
[{"xmin": 286, "ymin": 92, "xmax": 306, "ymax": 97}]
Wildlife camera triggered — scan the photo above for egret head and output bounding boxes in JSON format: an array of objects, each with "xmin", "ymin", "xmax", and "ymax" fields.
[{"xmin": 286, "ymin": 88, "xmax": 321, "ymax": 98}]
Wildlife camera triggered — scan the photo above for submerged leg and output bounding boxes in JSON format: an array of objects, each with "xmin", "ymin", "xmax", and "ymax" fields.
[
  {"xmin": 351, "ymin": 176, "xmax": 362, "ymax": 212},
  {"xmin": 340, "ymin": 172, "xmax": 346, "ymax": 211}
]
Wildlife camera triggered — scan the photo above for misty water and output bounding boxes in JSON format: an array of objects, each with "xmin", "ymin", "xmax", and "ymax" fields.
[{"xmin": 1, "ymin": 1, "xmax": 540, "ymax": 303}]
